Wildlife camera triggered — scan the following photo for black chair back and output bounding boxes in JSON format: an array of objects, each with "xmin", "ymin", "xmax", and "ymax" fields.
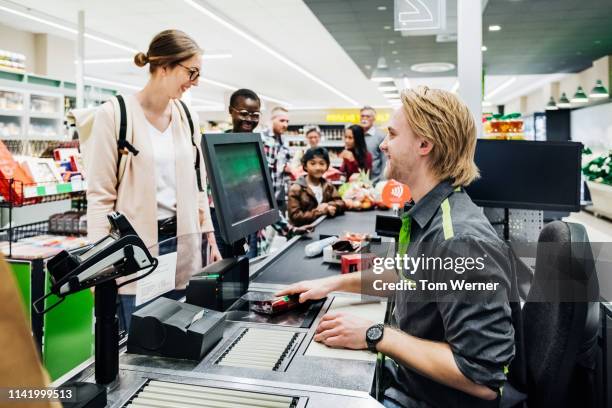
[{"xmin": 522, "ymin": 221, "xmax": 599, "ymax": 408}]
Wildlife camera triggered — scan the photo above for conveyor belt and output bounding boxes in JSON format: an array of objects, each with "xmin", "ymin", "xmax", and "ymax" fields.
[
  {"xmin": 313, "ymin": 210, "xmax": 388, "ymax": 236},
  {"xmin": 126, "ymin": 380, "xmax": 299, "ymax": 408},
  {"xmin": 253, "ymin": 210, "xmax": 391, "ymax": 284}
]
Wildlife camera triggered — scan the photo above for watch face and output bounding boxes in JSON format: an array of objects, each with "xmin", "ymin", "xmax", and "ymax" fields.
[{"xmin": 367, "ymin": 326, "xmax": 382, "ymax": 341}]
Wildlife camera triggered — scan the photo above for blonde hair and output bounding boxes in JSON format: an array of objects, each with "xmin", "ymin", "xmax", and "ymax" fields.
[
  {"xmin": 271, "ymin": 106, "xmax": 288, "ymax": 118},
  {"xmin": 134, "ymin": 29, "xmax": 201, "ymax": 73},
  {"xmin": 400, "ymin": 86, "xmax": 479, "ymax": 186}
]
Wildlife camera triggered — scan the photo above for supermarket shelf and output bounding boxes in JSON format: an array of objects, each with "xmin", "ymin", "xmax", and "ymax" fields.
[
  {"xmin": 23, "ymin": 180, "xmax": 87, "ymax": 199},
  {"xmin": 0, "ymin": 109, "xmax": 24, "ymax": 116},
  {"xmin": 0, "ymin": 135, "xmax": 23, "ymax": 140},
  {"xmin": 27, "ymin": 134, "xmax": 68, "ymax": 141},
  {"xmin": 29, "ymin": 111, "xmax": 63, "ymax": 119},
  {"xmin": 0, "ymin": 179, "xmax": 87, "ymax": 207},
  {"xmin": 320, "ymin": 141, "xmax": 345, "ymax": 148}
]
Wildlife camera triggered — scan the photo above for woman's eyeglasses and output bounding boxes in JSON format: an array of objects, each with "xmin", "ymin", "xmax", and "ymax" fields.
[
  {"xmin": 230, "ymin": 106, "xmax": 261, "ymax": 120},
  {"xmin": 177, "ymin": 63, "xmax": 200, "ymax": 81}
]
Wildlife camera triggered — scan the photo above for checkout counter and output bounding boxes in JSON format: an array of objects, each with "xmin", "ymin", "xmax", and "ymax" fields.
[
  {"xmin": 54, "ymin": 211, "xmax": 389, "ymax": 408},
  {"xmin": 49, "ymin": 134, "xmax": 389, "ymax": 407}
]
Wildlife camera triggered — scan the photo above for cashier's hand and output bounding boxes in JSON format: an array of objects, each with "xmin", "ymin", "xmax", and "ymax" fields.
[
  {"xmin": 314, "ymin": 312, "xmax": 372, "ymax": 350},
  {"xmin": 275, "ymin": 276, "xmax": 337, "ymax": 303}
]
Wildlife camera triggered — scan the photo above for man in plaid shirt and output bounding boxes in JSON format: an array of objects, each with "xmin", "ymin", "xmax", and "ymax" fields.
[{"xmin": 261, "ymin": 106, "xmax": 292, "ymax": 212}]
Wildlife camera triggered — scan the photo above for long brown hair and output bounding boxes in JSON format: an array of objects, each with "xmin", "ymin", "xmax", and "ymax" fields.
[{"xmin": 134, "ymin": 29, "xmax": 201, "ymax": 73}]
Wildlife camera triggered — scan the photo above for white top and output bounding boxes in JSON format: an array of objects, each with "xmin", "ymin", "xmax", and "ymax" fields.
[
  {"xmin": 148, "ymin": 122, "xmax": 177, "ymax": 220},
  {"xmin": 309, "ymin": 183, "xmax": 323, "ymax": 204}
]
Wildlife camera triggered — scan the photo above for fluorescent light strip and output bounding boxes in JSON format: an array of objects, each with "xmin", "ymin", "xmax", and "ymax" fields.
[
  {"xmin": 86, "ymin": 77, "xmax": 226, "ymax": 110},
  {"xmin": 485, "ymin": 77, "xmax": 517, "ymax": 100},
  {"xmin": 200, "ymin": 78, "xmax": 291, "ymax": 106},
  {"xmin": 84, "ymin": 33, "xmax": 138, "ymax": 53},
  {"xmin": 191, "ymin": 97, "xmax": 223, "ymax": 106},
  {"xmin": 200, "ymin": 77, "xmax": 235, "ymax": 91},
  {"xmin": 281, "ymin": 105, "xmax": 391, "ymax": 111},
  {"xmin": 402, "ymin": 77, "xmax": 411, "ymax": 89},
  {"xmin": 191, "ymin": 105, "xmax": 225, "ymax": 112},
  {"xmin": 203, "ymin": 53, "xmax": 232, "ymax": 60},
  {"xmin": 450, "ymin": 81, "xmax": 460, "ymax": 93},
  {"xmin": 183, "ymin": 0, "xmax": 359, "ymax": 106},
  {"xmin": 0, "ymin": 4, "xmax": 76, "ymax": 34},
  {"xmin": 84, "ymin": 76, "xmax": 141, "ymax": 91},
  {"xmin": 77, "ymin": 53, "xmax": 233, "ymax": 65},
  {"xmin": 0, "ymin": 2, "xmax": 137, "ymax": 53},
  {"xmin": 78, "ymin": 58, "xmax": 132, "ymax": 64},
  {"xmin": 495, "ymin": 74, "xmax": 567, "ymax": 105}
]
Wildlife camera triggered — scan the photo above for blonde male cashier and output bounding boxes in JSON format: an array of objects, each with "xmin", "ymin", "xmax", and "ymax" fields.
[{"xmin": 278, "ymin": 87, "xmax": 519, "ymax": 408}]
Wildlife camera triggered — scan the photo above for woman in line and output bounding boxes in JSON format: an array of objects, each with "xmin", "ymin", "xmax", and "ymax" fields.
[
  {"xmin": 340, "ymin": 124, "xmax": 372, "ymax": 179},
  {"xmin": 87, "ymin": 29, "xmax": 221, "ymax": 331}
]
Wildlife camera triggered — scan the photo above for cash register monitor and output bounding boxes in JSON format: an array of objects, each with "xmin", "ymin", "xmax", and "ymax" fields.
[
  {"xmin": 202, "ymin": 133, "xmax": 280, "ymax": 244},
  {"xmin": 466, "ymin": 139, "xmax": 581, "ymax": 212}
]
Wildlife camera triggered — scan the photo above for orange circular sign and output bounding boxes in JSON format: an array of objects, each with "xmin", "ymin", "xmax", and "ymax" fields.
[{"xmin": 381, "ymin": 179, "xmax": 411, "ymax": 208}]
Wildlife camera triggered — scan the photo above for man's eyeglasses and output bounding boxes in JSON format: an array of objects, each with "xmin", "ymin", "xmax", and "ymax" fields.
[
  {"xmin": 177, "ymin": 63, "xmax": 200, "ymax": 81},
  {"xmin": 230, "ymin": 106, "xmax": 261, "ymax": 120}
]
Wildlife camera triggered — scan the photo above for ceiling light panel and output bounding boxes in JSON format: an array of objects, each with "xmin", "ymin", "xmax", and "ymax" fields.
[{"xmin": 183, "ymin": 0, "xmax": 359, "ymax": 106}]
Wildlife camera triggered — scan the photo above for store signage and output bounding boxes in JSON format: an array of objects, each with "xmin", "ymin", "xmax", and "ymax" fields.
[
  {"xmin": 394, "ymin": 0, "xmax": 446, "ymax": 32},
  {"xmin": 325, "ymin": 111, "xmax": 390, "ymax": 124}
]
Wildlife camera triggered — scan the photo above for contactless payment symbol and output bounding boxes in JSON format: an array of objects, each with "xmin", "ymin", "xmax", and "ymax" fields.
[{"xmin": 382, "ymin": 179, "xmax": 411, "ymax": 208}]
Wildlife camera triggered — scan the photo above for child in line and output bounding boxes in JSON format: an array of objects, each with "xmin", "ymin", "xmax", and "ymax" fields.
[{"xmin": 288, "ymin": 147, "xmax": 345, "ymax": 226}]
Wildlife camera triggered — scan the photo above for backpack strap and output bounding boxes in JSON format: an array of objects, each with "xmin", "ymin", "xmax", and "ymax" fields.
[
  {"xmin": 177, "ymin": 99, "xmax": 204, "ymax": 192},
  {"xmin": 113, "ymin": 95, "xmax": 139, "ymax": 187}
]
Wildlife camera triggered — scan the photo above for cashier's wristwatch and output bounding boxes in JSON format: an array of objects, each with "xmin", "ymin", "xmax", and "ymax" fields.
[{"xmin": 366, "ymin": 323, "xmax": 385, "ymax": 352}]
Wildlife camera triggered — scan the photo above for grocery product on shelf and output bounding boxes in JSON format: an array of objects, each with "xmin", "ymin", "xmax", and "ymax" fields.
[
  {"xmin": 483, "ymin": 113, "xmax": 525, "ymax": 140},
  {"xmin": 0, "ymin": 50, "xmax": 26, "ymax": 72},
  {"xmin": 0, "ymin": 139, "xmax": 35, "ymax": 203},
  {"xmin": 0, "ymin": 90, "xmax": 24, "ymax": 110},
  {"xmin": 0, "ymin": 121, "xmax": 21, "ymax": 137},
  {"xmin": 19, "ymin": 157, "xmax": 64, "ymax": 183},
  {"xmin": 28, "ymin": 119, "xmax": 61, "ymax": 138},
  {"xmin": 49, "ymin": 210, "xmax": 87, "ymax": 235},
  {"xmin": 30, "ymin": 94, "xmax": 61, "ymax": 114},
  {"xmin": 0, "ymin": 234, "xmax": 89, "ymax": 259}
]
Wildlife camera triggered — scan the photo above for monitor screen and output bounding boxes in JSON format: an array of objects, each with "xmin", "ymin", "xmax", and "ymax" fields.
[
  {"xmin": 465, "ymin": 139, "xmax": 582, "ymax": 211},
  {"xmin": 215, "ymin": 143, "xmax": 273, "ymax": 224},
  {"xmin": 202, "ymin": 133, "xmax": 279, "ymax": 244}
]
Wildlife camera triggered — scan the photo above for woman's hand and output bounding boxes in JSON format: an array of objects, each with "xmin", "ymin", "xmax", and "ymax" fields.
[
  {"xmin": 206, "ymin": 232, "xmax": 222, "ymax": 262},
  {"xmin": 340, "ymin": 149, "xmax": 355, "ymax": 162}
]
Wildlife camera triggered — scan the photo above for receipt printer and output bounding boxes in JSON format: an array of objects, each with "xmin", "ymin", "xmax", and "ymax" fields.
[
  {"xmin": 127, "ymin": 297, "xmax": 226, "ymax": 360},
  {"xmin": 186, "ymin": 256, "xmax": 249, "ymax": 312}
]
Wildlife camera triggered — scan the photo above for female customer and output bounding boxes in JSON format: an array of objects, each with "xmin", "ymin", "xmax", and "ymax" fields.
[
  {"xmin": 340, "ymin": 124, "xmax": 372, "ymax": 179},
  {"xmin": 86, "ymin": 29, "xmax": 221, "ymax": 330}
]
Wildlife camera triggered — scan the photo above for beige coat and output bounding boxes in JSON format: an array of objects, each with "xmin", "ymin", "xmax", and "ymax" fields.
[{"xmin": 86, "ymin": 94, "xmax": 213, "ymax": 294}]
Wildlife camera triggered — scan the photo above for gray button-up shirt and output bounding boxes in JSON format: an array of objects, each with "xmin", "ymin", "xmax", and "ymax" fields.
[
  {"xmin": 385, "ymin": 180, "xmax": 521, "ymax": 408},
  {"xmin": 365, "ymin": 126, "xmax": 387, "ymax": 183}
]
